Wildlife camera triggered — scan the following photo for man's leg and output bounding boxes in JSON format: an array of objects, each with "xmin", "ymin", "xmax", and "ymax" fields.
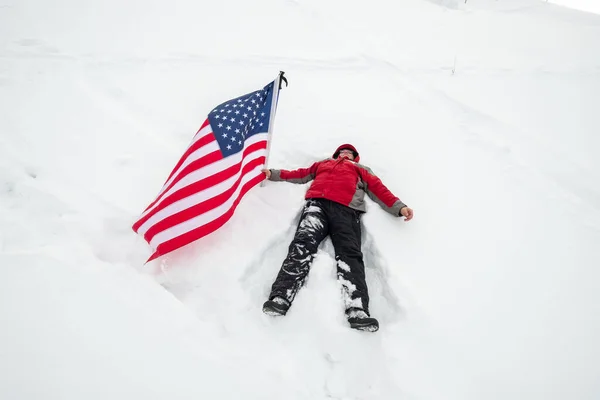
[
  {"xmin": 328, "ymin": 203, "xmax": 370, "ymax": 314},
  {"xmin": 265, "ymin": 199, "xmax": 329, "ymax": 314},
  {"xmin": 329, "ymin": 203, "xmax": 378, "ymax": 331}
]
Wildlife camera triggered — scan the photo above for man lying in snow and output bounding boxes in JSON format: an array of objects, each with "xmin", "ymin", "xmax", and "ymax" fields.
[{"xmin": 261, "ymin": 144, "xmax": 413, "ymax": 332}]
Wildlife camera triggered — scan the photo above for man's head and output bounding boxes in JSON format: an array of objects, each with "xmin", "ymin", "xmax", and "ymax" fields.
[
  {"xmin": 332, "ymin": 144, "xmax": 360, "ymax": 162},
  {"xmin": 338, "ymin": 148, "xmax": 355, "ymax": 160}
]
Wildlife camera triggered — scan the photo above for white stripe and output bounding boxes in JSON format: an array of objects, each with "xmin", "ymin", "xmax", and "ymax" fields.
[
  {"xmin": 139, "ymin": 148, "xmax": 265, "ymax": 236},
  {"xmin": 140, "ymin": 133, "xmax": 267, "ymax": 221},
  {"xmin": 192, "ymin": 123, "xmax": 212, "ymax": 143},
  {"xmin": 150, "ymin": 165, "xmax": 264, "ymax": 248},
  {"xmin": 143, "ymin": 133, "xmax": 267, "ymax": 219},
  {"xmin": 155, "ymin": 125, "xmax": 215, "ymax": 199},
  {"xmin": 141, "ymin": 139, "xmax": 220, "ymax": 218}
]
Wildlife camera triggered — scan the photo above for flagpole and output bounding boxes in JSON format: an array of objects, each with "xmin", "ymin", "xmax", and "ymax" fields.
[{"xmin": 261, "ymin": 71, "xmax": 285, "ymax": 186}]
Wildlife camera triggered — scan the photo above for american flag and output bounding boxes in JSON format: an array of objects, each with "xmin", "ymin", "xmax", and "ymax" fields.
[{"xmin": 133, "ymin": 74, "xmax": 284, "ymax": 262}]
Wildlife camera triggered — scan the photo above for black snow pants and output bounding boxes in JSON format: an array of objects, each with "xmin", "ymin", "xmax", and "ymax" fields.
[{"xmin": 269, "ymin": 198, "xmax": 371, "ymax": 315}]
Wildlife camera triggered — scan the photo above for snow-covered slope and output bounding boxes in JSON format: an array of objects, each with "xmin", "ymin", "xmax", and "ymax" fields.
[
  {"xmin": 549, "ymin": 0, "xmax": 600, "ymax": 14},
  {"xmin": 1, "ymin": 0, "xmax": 599, "ymax": 399}
]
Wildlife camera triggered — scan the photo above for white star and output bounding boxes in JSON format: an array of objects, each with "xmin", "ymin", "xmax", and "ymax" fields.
[
  {"xmin": 220, "ymin": 109, "xmax": 225, "ymax": 112},
  {"xmin": 233, "ymin": 104, "xmax": 238, "ymax": 108},
  {"xmin": 218, "ymin": 123, "xmax": 223, "ymax": 128},
  {"xmin": 239, "ymin": 120, "xmax": 244, "ymax": 125},
  {"xmin": 247, "ymin": 106, "xmax": 252, "ymax": 111},
  {"xmin": 226, "ymin": 126, "xmax": 232, "ymax": 130},
  {"xmin": 255, "ymin": 93, "xmax": 261, "ymax": 97},
  {"xmin": 222, "ymin": 133, "xmax": 228, "ymax": 138},
  {"xmin": 231, "ymin": 136, "xmax": 236, "ymax": 142},
  {"xmin": 225, "ymin": 104, "xmax": 229, "ymax": 107},
  {"xmin": 253, "ymin": 111, "xmax": 257, "ymax": 116},
  {"xmin": 230, "ymin": 118, "xmax": 236, "ymax": 122},
  {"xmin": 251, "ymin": 99, "xmax": 256, "ymax": 104},
  {"xmin": 238, "ymin": 140, "xmax": 242, "ymax": 145},
  {"xmin": 243, "ymin": 113, "xmax": 248, "ymax": 118},
  {"xmin": 235, "ymin": 128, "xmax": 240, "ymax": 133},
  {"xmin": 261, "ymin": 112, "xmax": 265, "ymax": 117},
  {"xmin": 259, "ymin": 122, "xmax": 263, "ymax": 126},
  {"xmin": 227, "ymin": 144, "xmax": 232, "ymax": 150},
  {"xmin": 215, "ymin": 115, "xmax": 220, "ymax": 119},
  {"xmin": 237, "ymin": 99, "xmax": 242, "ymax": 103},
  {"xmin": 235, "ymin": 110, "xmax": 240, "ymax": 115}
]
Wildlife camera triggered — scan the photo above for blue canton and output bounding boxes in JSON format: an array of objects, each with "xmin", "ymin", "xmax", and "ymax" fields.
[{"xmin": 208, "ymin": 82, "xmax": 275, "ymax": 157}]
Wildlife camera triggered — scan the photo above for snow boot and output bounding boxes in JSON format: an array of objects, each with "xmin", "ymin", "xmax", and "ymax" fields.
[
  {"xmin": 346, "ymin": 308, "xmax": 379, "ymax": 332},
  {"xmin": 262, "ymin": 296, "xmax": 290, "ymax": 316}
]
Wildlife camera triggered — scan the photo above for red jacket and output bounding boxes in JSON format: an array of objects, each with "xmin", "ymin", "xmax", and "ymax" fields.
[{"xmin": 269, "ymin": 144, "xmax": 406, "ymax": 216}]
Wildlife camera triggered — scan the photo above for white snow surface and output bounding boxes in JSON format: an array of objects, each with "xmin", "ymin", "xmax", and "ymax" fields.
[
  {"xmin": 1, "ymin": 0, "xmax": 600, "ymax": 399},
  {"xmin": 548, "ymin": 0, "xmax": 600, "ymax": 15}
]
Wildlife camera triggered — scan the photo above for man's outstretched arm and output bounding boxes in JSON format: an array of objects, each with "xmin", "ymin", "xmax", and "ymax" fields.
[
  {"xmin": 262, "ymin": 162, "xmax": 320, "ymax": 184},
  {"xmin": 359, "ymin": 166, "xmax": 414, "ymax": 221}
]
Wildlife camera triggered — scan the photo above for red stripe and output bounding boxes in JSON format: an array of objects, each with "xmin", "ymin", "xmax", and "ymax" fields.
[
  {"xmin": 166, "ymin": 119, "xmax": 212, "ymax": 183},
  {"xmin": 133, "ymin": 148, "xmax": 223, "ymax": 231},
  {"xmin": 132, "ymin": 141, "xmax": 267, "ymax": 232},
  {"xmin": 135, "ymin": 160, "xmax": 238, "ymax": 232},
  {"xmin": 143, "ymin": 155, "xmax": 265, "ymax": 243},
  {"xmin": 146, "ymin": 173, "xmax": 265, "ymax": 262},
  {"xmin": 133, "ymin": 140, "xmax": 267, "ymax": 233},
  {"xmin": 142, "ymin": 130, "xmax": 216, "ymax": 213},
  {"xmin": 198, "ymin": 118, "xmax": 210, "ymax": 132}
]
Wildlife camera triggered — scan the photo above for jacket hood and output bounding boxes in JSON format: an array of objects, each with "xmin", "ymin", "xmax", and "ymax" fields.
[{"xmin": 332, "ymin": 143, "xmax": 360, "ymax": 162}]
